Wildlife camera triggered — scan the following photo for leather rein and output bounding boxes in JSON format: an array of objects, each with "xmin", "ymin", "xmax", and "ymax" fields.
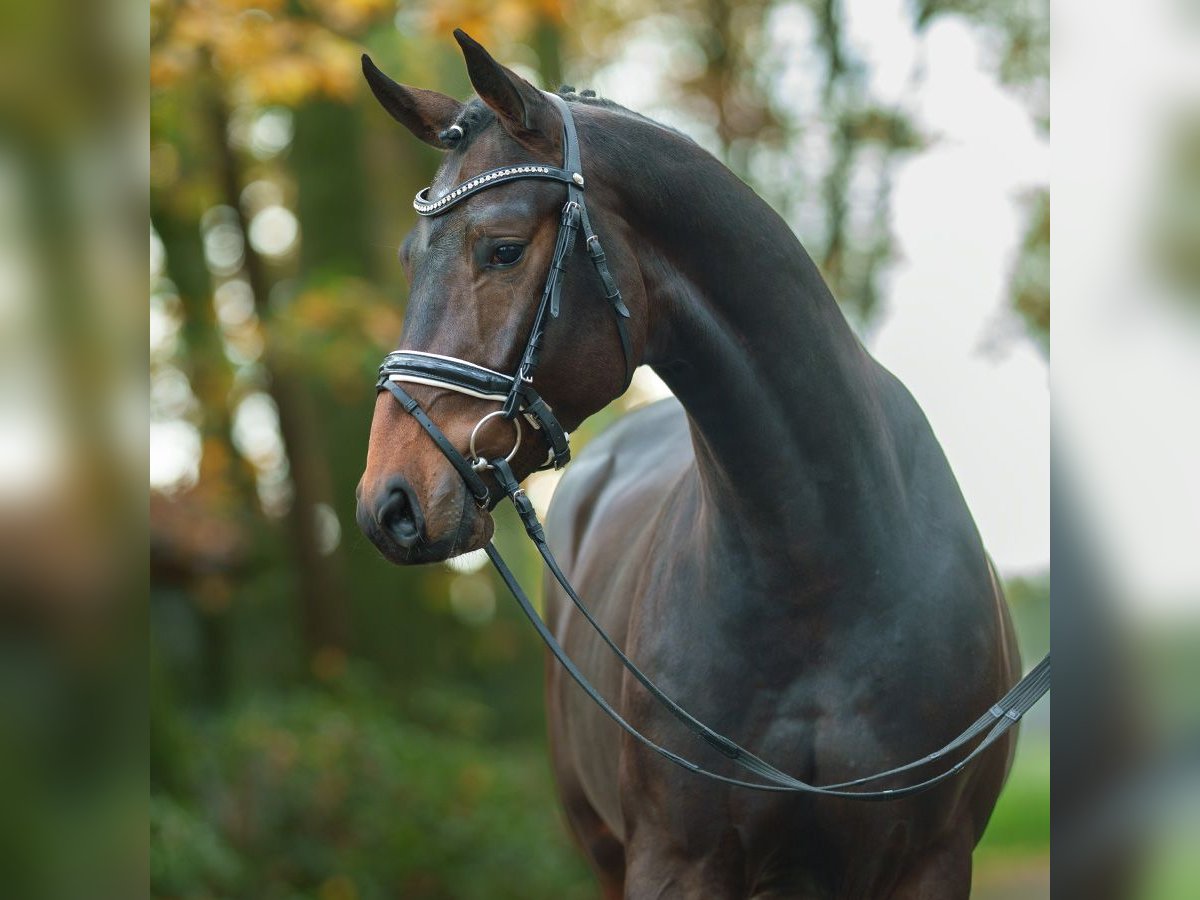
[{"xmin": 376, "ymin": 92, "xmax": 1051, "ymax": 799}]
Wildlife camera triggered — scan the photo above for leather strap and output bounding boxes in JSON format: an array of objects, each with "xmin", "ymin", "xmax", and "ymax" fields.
[
  {"xmin": 490, "ymin": 459, "xmax": 544, "ymax": 541},
  {"xmin": 380, "ymin": 351, "xmax": 511, "ymax": 399},
  {"xmin": 379, "ymin": 353, "xmax": 571, "ymax": 472},
  {"xmin": 512, "ymin": 198, "xmax": 581, "ymax": 393},
  {"xmin": 578, "ymin": 201, "xmax": 634, "ymax": 389},
  {"xmin": 408, "ymin": 94, "xmax": 635, "ymax": 397},
  {"xmin": 548, "ymin": 92, "xmax": 586, "ymax": 200},
  {"xmin": 510, "ymin": 382, "xmax": 570, "ymax": 469},
  {"xmin": 485, "ymin": 526, "xmax": 1050, "ymax": 797},
  {"xmin": 378, "ymin": 381, "xmax": 491, "ymax": 506},
  {"xmin": 414, "ymin": 165, "xmax": 576, "ymax": 216},
  {"xmin": 486, "ymin": 468, "xmax": 1052, "ymax": 798},
  {"xmin": 546, "ymin": 94, "xmax": 634, "ymax": 390}
]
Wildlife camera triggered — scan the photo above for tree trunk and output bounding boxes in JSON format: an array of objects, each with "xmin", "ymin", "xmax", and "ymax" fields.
[{"xmin": 208, "ymin": 85, "xmax": 349, "ymax": 666}]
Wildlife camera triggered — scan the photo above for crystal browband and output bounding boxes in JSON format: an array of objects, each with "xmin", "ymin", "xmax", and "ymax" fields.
[{"xmin": 413, "ymin": 165, "xmax": 578, "ymax": 216}]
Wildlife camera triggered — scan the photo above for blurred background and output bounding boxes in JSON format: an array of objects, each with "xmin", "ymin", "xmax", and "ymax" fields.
[
  {"xmin": 146, "ymin": 1, "xmax": 1054, "ymax": 897},
  {"xmin": 0, "ymin": 0, "xmax": 1194, "ymax": 896}
]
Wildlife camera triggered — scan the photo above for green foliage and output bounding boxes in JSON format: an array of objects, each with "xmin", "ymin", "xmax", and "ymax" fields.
[
  {"xmin": 152, "ymin": 682, "xmax": 594, "ymax": 900},
  {"xmin": 1150, "ymin": 114, "xmax": 1200, "ymax": 305},
  {"xmin": 975, "ymin": 736, "xmax": 1050, "ymax": 859},
  {"xmin": 1140, "ymin": 828, "xmax": 1200, "ymax": 900},
  {"xmin": 1009, "ymin": 189, "xmax": 1050, "ymax": 352},
  {"xmin": 152, "ymin": 794, "xmax": 243, "ymax": 894},
  {"xmin": 1003, "ymin": 573, "xmax": 1051, "ymax": 663}
]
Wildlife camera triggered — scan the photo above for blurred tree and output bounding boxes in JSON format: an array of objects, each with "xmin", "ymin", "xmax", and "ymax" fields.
[
  {"xmin": 1150, "ymin": 113, "xmax": 1200, "ymax": 308},
  {"xmin": 1010, "ymin": 187, "xmax": 1050, "ymax": 351},
  {"xmin": 567, "ymin": 0, "xmax": 1046, "ymax": 330},
  {"xmin": 917, "ymin": 0, "xmax": 1050, "ymax": 348},
  {"xmin": 151, "ymin": 0, "xmax": 395, "ymax": 669},
  {"xmin": 808, "ymin": 0, "xmax": 923, "ymax": 325},
  {"xmin": 150, "ymin": 0, "xmax": 574, "ymax": 753},
  {"xmin": 916, "ymin": 0, "xmax": 1048, "ymax": 129}
]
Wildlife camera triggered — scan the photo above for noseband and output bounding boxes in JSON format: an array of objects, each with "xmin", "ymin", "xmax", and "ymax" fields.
[
  {"xmin": 376, "ymin": 92, "xmax": 633, "ymax": 506},
  {"xmin": 375, "ymin": 93, "xmax": 1050, "ymax": 798}
]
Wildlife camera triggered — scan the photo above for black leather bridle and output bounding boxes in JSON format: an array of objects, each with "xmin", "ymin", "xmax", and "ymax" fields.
[
  {"xmin": 375, "ymin": 93, "xmax": 1050, "ymax": 799},
  {"xmin": 378, "ymin": 93, "xmax": 632, "ymax": 501}
]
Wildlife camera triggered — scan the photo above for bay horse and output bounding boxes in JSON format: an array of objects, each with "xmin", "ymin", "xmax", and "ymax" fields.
[{"xmin": 356, "ymin": 31, "xmax": 1022, "ymax": 899}]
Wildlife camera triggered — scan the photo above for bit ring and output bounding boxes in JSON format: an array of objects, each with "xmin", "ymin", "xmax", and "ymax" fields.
[{"xmin": 469, "ymin": 410, "xmax": 522, "ymax": 471}]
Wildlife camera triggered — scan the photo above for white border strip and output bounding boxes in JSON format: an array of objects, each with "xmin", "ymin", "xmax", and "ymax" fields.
[{"xmin": 388, "ymin": 374, "xmax": 508, "ymax": 403}]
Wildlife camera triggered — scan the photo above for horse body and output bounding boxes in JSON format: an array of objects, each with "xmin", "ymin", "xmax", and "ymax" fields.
[
  {"xmin": 356, "ymin": 35, "xmax": 1022, "ymax": 899},
  {"xmin": 546, "ymin": 399, "xmax": 1018, "ymax": 898},
  {"xmin": 539, "ymin": 107, "xmax": 1020, "ymax": 897}
]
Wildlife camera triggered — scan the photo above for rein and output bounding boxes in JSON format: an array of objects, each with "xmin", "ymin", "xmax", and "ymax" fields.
[{"xmin": 376, "ymin": 92, "xmax": 1050, "ymax": 799}]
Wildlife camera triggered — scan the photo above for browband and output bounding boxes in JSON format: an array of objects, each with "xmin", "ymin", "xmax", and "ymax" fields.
[{"xmin": 413, "ymin": 165, "xmax": 579, "ymax": 216}]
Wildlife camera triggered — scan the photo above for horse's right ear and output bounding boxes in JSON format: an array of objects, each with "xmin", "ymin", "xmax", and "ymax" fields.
[
  {"xmin": 453, "ymin": 29, "xmax": 560, "ymax": 153},
  {"xmin": 361, "ymin": 55, "xmax": 464, "ymax": 149}
]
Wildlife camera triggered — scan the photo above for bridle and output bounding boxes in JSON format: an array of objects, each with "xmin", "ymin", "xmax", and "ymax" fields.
[
  {"xmin": 377, "ymin": 92, "xmax": 633, "ymax": 507},
  {"xmin": 375, "ymin": 92, "xmax": 1050, "ymax": 799}
]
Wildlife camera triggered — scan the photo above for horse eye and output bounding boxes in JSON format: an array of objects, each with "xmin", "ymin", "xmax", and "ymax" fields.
[{"xmin": 490, "ymin": 244, "xmax": 525, "ymax": 267}]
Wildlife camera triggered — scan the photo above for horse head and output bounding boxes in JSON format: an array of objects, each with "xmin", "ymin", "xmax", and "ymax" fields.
[{"xmin": 356, "ymin": 31, "xmax": 646, "ymax": 564}]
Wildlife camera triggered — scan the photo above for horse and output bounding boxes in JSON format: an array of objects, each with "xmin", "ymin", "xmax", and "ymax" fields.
[{"xmin": 356, "ymin": 30, "xmax": 1021, "ymax": 899}]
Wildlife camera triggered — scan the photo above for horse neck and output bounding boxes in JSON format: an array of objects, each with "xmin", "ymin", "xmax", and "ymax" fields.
[{"xmin": 606, "ymin": 124, "xmax": 908, "ymax": 573}]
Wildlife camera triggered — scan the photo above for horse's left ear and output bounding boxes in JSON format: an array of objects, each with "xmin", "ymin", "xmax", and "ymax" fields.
[{"xmin": 453, "ymin": 29, "xmax": 561, "ymax": 152}]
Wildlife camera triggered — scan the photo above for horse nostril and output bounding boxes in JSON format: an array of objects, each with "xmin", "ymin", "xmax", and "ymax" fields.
[{"xmin": 378, "ymin": 485, "xmax": 422, "ymax": 549}]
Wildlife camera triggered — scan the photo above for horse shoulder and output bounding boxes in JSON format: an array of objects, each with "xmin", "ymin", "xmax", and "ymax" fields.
[
  {"xmin": 545, "ymin": 397, "xmax": 692, "ymax": 574},
  {"xmin": 540, "ymin": 398, "xmax": 694, "ymax": 845}
]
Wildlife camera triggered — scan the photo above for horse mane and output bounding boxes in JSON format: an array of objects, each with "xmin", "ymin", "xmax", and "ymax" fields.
[{"xmin": 444, "ymin": 89, "xmax": 695, "ymax": 151}]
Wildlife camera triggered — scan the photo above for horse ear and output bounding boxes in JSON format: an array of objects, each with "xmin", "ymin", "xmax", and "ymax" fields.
[
  {"xmin": 361, "ymin": 54, "xmax": 464, "ymax": 149},
  {"xmin": 452, "ymin": 29, "xmax": 561, "ymax": 151}
]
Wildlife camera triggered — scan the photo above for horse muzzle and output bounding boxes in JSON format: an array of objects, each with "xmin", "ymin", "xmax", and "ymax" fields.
[{"xmin": 356, "ymin": 472, "xmax": 491, "ymax": 565}]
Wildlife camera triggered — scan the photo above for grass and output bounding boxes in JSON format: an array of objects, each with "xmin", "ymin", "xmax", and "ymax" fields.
[{"xmin": 972, "ymin": 733, "xmax": 1049, "ymax": 898}]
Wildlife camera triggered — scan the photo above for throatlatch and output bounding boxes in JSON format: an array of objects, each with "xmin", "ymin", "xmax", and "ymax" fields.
[{"xmin": 376, "ymin": 91, "xmax": 1050, "ymax": 799}]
